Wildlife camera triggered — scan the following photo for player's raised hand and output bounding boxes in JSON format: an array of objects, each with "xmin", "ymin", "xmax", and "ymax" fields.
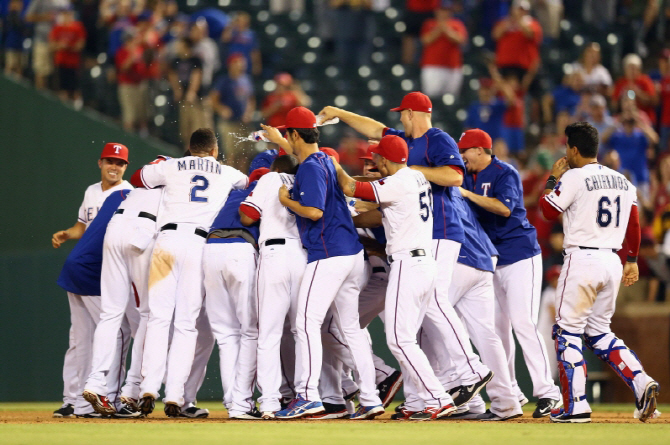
[
  {"xmin": 52, "ymin": 230, "xmax": 69, "ymax": 248},
  {"xmin": 318, "ymin": 106, "xmax": 341, "ymax": 122},
  {"xmin": 260, "ymin": 124, "xmax": 284, "ymax": 145},
  {"xmin": 622, "ymin": 262, "xmax": 639, "ymax": 287},
  {"xmin": 550, "ymin": 157, "xmax": 570, "ymax": 179}
]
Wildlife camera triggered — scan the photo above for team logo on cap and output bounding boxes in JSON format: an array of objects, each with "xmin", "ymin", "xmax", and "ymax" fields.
[
  {"xmin": 428, "ymin": 108, "xmax": 432, "ymax": 112},
  {"xmin": 113, "ymin": 144, "xmax": 123, "ymax": 154},
  {"xmin": 401, "ymin": 157, "xmax": 406, "ymax": 161},
  {"xmin": 459, "ymin": 132, "xmax": 465, "ymax": 140}
]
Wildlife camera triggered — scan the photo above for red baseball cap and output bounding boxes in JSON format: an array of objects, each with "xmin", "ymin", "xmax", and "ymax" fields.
[
  {"xmin": 320, "ymin": 147, "xmax": 340, "ymax": 163},
  {"xmin": 390, "ymin": 91, "xmax": 432, "ymax": 113},
  {"xmin": 457, "ymin": 129, "xmax": 492, "ymax": 150},
  {"xmin": 275, "ymin": 72, "xmax": 293, "ymax": 86},
  {"xmin": 227, "ymin": 52, "xmax": 245, "ymax": 66},
  {"xmin": 248, "ymin": 167, "xmax": 270, "ymax": 183},
  {"xmin": 370, "ymin": 135, "xmax": 408, "ymax": 163},
  {"xmin": 360, "ymin": 144, "xmax": 377, "ymax": 161},
  {"xmin": 285, "ymin": 107, "xmax": 317, "ymax": 129},
  {"xmin": 100, "ymin": 142, "xmax": 129, "ymax": 163}
]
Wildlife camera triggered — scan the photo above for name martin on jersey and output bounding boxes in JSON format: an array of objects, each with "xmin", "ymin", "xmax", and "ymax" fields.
[
  {"xmin": 584, "ymin": 174, "xmax": 629, "ymax": 192},
  {"xmin": 177, "ymin": 158, "xmax": 222, "ymax": 174}
]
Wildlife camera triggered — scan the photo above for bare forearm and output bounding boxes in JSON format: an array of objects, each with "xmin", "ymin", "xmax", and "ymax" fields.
[
  {"xmin": 410, "ymin": 165, "xmax": 462, "ymax": 187},
  {"xmin": 332, "ymin": 109, "xmax": 385, "ymax": 140},
  {"xmin": 462, "ymin": 192, "xmax": 511, "ymax": 217},
  {"xmin": 280, "ymin": 196, "xmax": 323, "ymax": 220}
]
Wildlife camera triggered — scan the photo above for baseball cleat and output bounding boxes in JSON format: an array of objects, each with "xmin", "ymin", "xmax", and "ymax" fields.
[
  {"xmin": 390, "ymin": 407, "xmax": 417, "ymax": 420},
  {"xmin": 83, "ymin": 390, "xmax": 117, "ymax": 415},
  {"xmin": 519, "ymin": 395, "xmax": 529, "ymax": 407},
  {"xmin": 350, "ymin": 404, "xmax": 384, "ymax": 420},
  {"xmin": 180, "ymin": 406, "xmax": 210, "ymax": 418},
  {"xmin": 377, "ymin": 371, "xmax": 403, "ymax": 408},
  {"xmin": 53, "ymin": 403, "xmax": 75, "ymax": 418},
  {"xmin": 76, "ymin": 412, "xmax": 105, "ymax": 418},
  {"xmin": 275, "ymin": 395, "xmax": 325, "ymax": 419},
  {"xmin": 533, "ymin": 398, "xmax": 562, "ymax": 418},
  {"xmin": 409, "ymin": 404, "xmax": 457, "ymax": 421},
  {"xmin": 476, "ymin": 410, "xmax": 523, "ymax": 421},
  {"xmin": 262, "ymin": 411, "xmax": 276, "ymax": 420},
  {"xmin": 230, "ymin": 408, "xmax": 263, "ymax": 420},
  {"xmin": 113, "ymin": 404, "xmax": 143, "ymax": 419},
  {"xmin": 451, "ymin": 371, "xmax": 494, "ymax": 407},
  {"xmin": 634, "ymin": 408, "xmax": 661, "ymax": 420},
  {"xmin": 394, "ymin": 402, "xmax": 406, "ymax": 413},
  {"xmin": 119, "ymin": 396, "xmax": 139, "ymax": 411},
  {"xmin": 440, "ymin": 410, "xmax": 483, "ymax": 420},
  {"xmin": 138, "ymin": 394, "xmax": 155, "ymax": 416},
  {"xmin": 164, "ymin": 402, "xmax": 181, "ymax": 418},
  {"xmin": 549, "ymin": 409, "xmax": 591, "ymax": 423},
  {"xmin": 637, "ymin": 381, "xmax": 660, "ymax": 423},
  {"xmin": 306, "ymin": 403, "xmax": 349, "ymax": 419}
]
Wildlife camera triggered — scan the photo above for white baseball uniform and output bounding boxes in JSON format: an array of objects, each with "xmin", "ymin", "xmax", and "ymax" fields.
[
  {"xmin": 138, "ymin": 156, "xmax": 247, "ymax": 406},
  {"xmin": 85, "ymin": 187, "xmax": 162, "ymax": 399},
  {"xmin": 240, "ymin": 172, "xmax": 308, "ymax": 413},
  {"xmin": 544, "ymin": 163, "xmax": 655, "ymax": 415}
]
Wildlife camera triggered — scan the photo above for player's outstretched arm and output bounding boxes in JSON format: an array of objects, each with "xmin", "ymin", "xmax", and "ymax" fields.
[
  {"xmin": 459, "ymin": 187, "xmax": 511, "ymax": 217},
  {"xmin": 260, "ymin": 124, "xmax": 293, "ymax": 155},
  {"xmin": 409, "ymin": 165, "xmax": 463, "ymax": 187},
  {"xmin": 318, "ymin": 106, "xmax": 385, "ymax": 140},
  {"xmin": 52, "ymin": 222, "xmax": 86, "ymax": 248}
]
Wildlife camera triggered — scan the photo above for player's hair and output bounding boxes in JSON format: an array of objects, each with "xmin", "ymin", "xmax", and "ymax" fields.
[
  {"xmin": 565, "ymin": 122, "xmax": 598, "ymax": 158},
  {"xmin": 189, "ymin": 128, "xmax": 217, "ymax": 154},
  {"xmin": 483, "ymin": 148, "xmax": 492, "ymax": 155},
  {"xmin": 286, "ymin": 128, "xmax": 320, "ymax": 144},
  {"xmin": 271, "ymin": 155, "xmax": 299, "ymax": 174}
]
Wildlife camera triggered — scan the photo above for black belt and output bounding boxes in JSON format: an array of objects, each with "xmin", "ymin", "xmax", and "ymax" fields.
[
  {"xmin": 115, "ymin": 209, "xmax": 157, "ymax": 222},
  {"xmin": 265, "ymin": 238, "xmax": 285, "ymax": 246},
  {"xmin": 372, "ymin": 266, "xmax": 386, "ymax": 274},
  {"xmin": 388, "ymin": 249, "xmax": 426, "ymax": 264},
  {"xmin": 579, "ymin": 246, "xmax": 616, "ymax": 253},
  {"xmin": 161, "ymin": 223, "xmax": 207, "ymax": 238}
]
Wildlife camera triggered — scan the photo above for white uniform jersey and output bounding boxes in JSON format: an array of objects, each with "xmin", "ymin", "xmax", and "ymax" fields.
[
  {"xmin": 370, "ymin": 167, "xmax": 433, "ymax": 256},
  {"xmin": 544, "ymin": 163, "xmax": 637, "ymax": 250},
  {"xmin": 78, "ymin": 180, "xmax": 133, "ymax": 228},
  {"xmin": 117, "ymin": 187, "xmax": 162, "ymax": 216},
  {"xmin": 242, "ymin": 172, "xmax": 299, "ymax": 244},
  {"xmin": 140, "ymin": 156, "xmax": 248, "ymax": 229}
]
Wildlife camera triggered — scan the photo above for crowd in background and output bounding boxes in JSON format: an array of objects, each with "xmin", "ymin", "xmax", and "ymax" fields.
[{"xmin": 2, "ymin": 0, "xmax": 669, "ymax": 304}]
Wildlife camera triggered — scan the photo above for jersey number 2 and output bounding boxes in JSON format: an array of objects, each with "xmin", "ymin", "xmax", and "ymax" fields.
[
  {"xmin": 419, "ymin": 189, "xmax": 433, "ymax": 222},
  {"xmin": 190, "ymin": 175, "xmax": 209, "ymax": 202},
  {"xmin": 597, "ymin": 196, "xmax": 620, "ymax": 227}
]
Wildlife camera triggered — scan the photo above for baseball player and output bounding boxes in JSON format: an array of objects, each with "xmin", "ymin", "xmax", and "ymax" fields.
[
  {"xmin": 56, "ymin": 188, "xmax": 136, "ymax": 418},
  {"xmin": 52, "ymin": 143, "xmax": 133, "ymax": 418},
  {"xmin": 204, "ymin": 168, "xmax": 268, "ymax": 419},
  {"xmin": 271, "ymin": 107, "xmax": 383, "ymax": 420},
  {"xmin": 320, "ymin": 93, "xmax": 492, "ymax": 414},
  {"xmin": 83, "ymin": 154, "xmax": 167, "ymax": 416},
  {"xmin": 132, "ymin": 128, "xmax": 248, "ymax": 416},
  {"xmin": 335, "ymin": 135, "xmax": 458, "ymax": 421},
  {"xmin": 458, "ymin": 129, "xmax": 562, "ymax": 417},
  {"xmin": 539, "ymin": 122, "xmax": 660, "ymax": 423},
  {"xmin": 239, "ymin": 155, "xmax": 305, "ymax": 419}
]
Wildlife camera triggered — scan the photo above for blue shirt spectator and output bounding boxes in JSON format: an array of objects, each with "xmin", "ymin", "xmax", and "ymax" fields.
[
  {"xmin": 221, "ymin": 11, "xmax": 260, "ymax": 75},
  {"xmin": 606, "ymin": 125, "xmax": 650, "ymax": 186}
]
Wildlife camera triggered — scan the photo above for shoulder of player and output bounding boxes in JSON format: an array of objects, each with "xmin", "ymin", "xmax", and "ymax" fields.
[{"xmin": 426, "ymin": 127, "xmax": 456, "ymax": 143}]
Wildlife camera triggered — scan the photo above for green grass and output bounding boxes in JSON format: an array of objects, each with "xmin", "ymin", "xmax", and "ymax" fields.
[{"xmin": 1, "ymin": 403, "xmax": 669, "ymax": 445}]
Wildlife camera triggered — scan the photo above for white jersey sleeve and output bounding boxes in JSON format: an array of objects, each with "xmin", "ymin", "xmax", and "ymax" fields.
[
  {"xmin": 139, "ymin": 161, "xmax": 169, "ymax": 189},
  {"xmin": 230, "ymin": 167, "xmax": 249, "ymax": 190},
  {"xmin": 242, "ymin": 172, "xmax": 299, "ymax": 244},
  {"xmin": 544, "ymin": 169, "xmax": 581, "ymax": 215},
  {"xmin": 370, "ymin": 174, "xmax": 408, "ymax": 204},
  {"xmin": 77, "ymin": 180, "xmax": 133, "ymax": 228}
]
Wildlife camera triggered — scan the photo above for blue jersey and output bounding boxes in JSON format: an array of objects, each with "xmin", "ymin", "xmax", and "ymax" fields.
[
  {"xmin": 465, "ymin": 99, "xmax": 506, "ymax": 141},
  {"xmin": 384, "ymin": 127, "xmax": 465, "ymax": 244},
  {"xmin": 209, "ymin": 182, "xmax": 259, "ymax": 243},
  {"xmin": 453, "ymin": 191, "xmax": 498, "ymax": 273},
  {"xmin": 57, "ymin": 189, "xmax": 131, "ymax": 296},
  {"xmin": 293, "ymin": 151, "xmax": 363, "ymax": 263},
  {"xmin": 463, "ymin": 156, "xmax": 541, "ymax": 265},
  {"xmin": 249, "ymin": 149, "xmax": 278, "ymax": 174}
]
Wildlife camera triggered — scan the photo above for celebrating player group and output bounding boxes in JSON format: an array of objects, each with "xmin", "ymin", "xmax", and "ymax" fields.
[{"xmin": 51, "ymin": 91, "xmax": 660, "ymax": 424}]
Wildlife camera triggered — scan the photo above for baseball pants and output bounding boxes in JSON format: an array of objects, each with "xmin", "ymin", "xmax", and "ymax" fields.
[
  {"xmin": 494, "ymin": 254, "xmax": 560, "ymax": 400},
  {"xmin": 256, "ymin": 239, "xmax": 307, "ymax": 413},
  {"xmin": 140, "ymin": 225, "xmax": 206, "ymax": 406},
  {"xmin": 204, "ymin": 241, "xmax": 258, "ymax": 416},
  {"xmin": 294, "ymin": 251, "xmax": 381, "ymax": 407},
  {"xmin": 61, "ymin": 327, "xmax": 78, "ymax": 406}
]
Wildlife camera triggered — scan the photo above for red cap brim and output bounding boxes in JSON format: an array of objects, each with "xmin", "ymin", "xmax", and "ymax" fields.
[{"xmin": 390, "ymin": 106, "xmax": 404, "ymax": 112}]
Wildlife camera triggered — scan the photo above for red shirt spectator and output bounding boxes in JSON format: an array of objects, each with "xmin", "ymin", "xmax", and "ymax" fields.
[
  {"xmin": 614, "ymin": 74, "xmax": 658, "ymax": 125},
  {"xmin": 115, "ymin": 41, "xmax": 147, "ymax": 85},
  {"xmin": 49, "ymin": 18, "xmax": 86, "ymax": 69},
  {"xmin": 420, "ymin": 16, "xmax": 467, "ymax": 68},
  {"xmin": 658, "ymin": 76, "xmax": 670, "ymax": 126},
  {"xmin": 262, "ymin": 73, "xmax": 310, "ymax": 127},
  {"xmin": 503, "ymin": 88, "xmax": 525, "ymax": 128},
  {"xmin": 407, "ymin": 0, "xmax": 439, "ymax": 12},
  {"xmin": 493, "ymin": 4, "xmax": 542, "ymax": 71},
  {"xmin": 337, "ymin": 134, "xmax": 368, "ymax": 175}
]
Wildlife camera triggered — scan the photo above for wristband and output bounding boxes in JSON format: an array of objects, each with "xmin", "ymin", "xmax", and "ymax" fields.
[
  {"xmin": 545, "ymin": 175, "xmax": 557, "ymax": 190},
  {"xmin": 626, "ymin": 256, "xmax": 638, "ymax": 263}
]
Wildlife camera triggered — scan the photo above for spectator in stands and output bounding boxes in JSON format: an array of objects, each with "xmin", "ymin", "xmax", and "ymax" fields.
[
  {"xmin": 542, "ymin": 71, "xmax": 584, "ymax": 125},
  {"xmin": 581, "ymin": 0, "xmax": 617, "ymax": 30},
  {"xmin": 602, "ymin": 105, "xmax": 658, "ymax": 190},
  {"xmin": 572, "ymin": 43, "xmax": 612, "ymax": 96},
  {"xmin": 465, "ymin": 77, "xmax": 506, "ymax": 142},
  {"xmin": 336, "ymin": 130, "xmax": 368, "ymax": 175},
  {"xmin": 658, "ymin": 52, "xmax": 670, "ymax": 152},
  {"xmin": 2, "ymin": 0, "xmax": 28, "ymax": 77},
  {"xmin": 402, "ymin": 0, "xmax": 438, "ymax": 65},
  {"xmin": 49, "ymin": 6, "xmax": 86, "ymax": 106},
  {"xmin": 650, "ymin": 155, "xmax": 670, "ymax": 216},
  {"xmin": 78, "ymin": 0, "xmax": 101, "ymax": 69},
  {"xmin": 330, "ymin": 0, "xmax": 374, "ymax": 68},
  {"xmin": 189, "ymin": 18, "xmax": 220, "ymax": 93},
  {"xmin": 168, "ymin": 37, "xmax": 205, "ymax": 149},
  {"xmin": 210, "ymin": 53, "xmax": 255, "ymax": 170},
  {"xmin": 490, "ymin": 64, "xmax": 526, "ymax": 155},
  {"xmin": 221, "ymin": 11, "xmax": 261, "ymax": 76},
  {"xmin": 580, "ymin": 94, "xmax": 614, "ymax": 149},
  {"xmin": 613, "ymin": 53, "xmax": 658, "ymax": 125},
  {"xmin": 115, "ymin": 28, "xmax": 149, "ymax": 135},
  {"xmin": 419, "ymin": 2, "xmax": 467, "ymax": 98},
  {"xmin": 26, "ymin": 0, "xmax": 70, "ymax": 90},
  {"xmin": 101, "ymin": 0, "xmax": 137, "ymax": 61},
  {"xmin": 492, "ymin": 0, "xmax": 542, "ymax": 89},
  {"xmin": 531, "ymin": 0, "xmax": 562, "ymax": 40},
  {"xmin": 261, "ymin": 72, "xmax": 311, "ymax": 127}
]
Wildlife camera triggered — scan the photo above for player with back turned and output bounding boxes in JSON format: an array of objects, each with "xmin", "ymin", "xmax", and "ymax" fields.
[{"xmin": 539, "ymin": 122, "xmax": 660, "ymax": 423}]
